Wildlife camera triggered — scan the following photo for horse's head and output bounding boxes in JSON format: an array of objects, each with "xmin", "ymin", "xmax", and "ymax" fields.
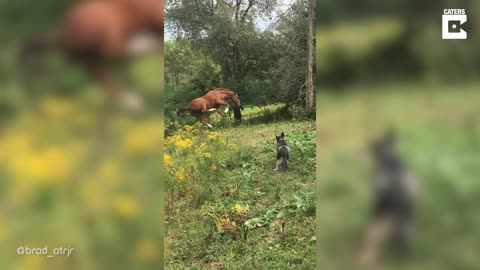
[{"xmin": 231, "ymin": 91, "xmax": 241, "ymax": 106}]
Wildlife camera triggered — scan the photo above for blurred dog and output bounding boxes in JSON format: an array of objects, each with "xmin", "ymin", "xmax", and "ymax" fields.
[
  {"xmin": 274, "ymin": 132, "xmax": 289, "ymax": 171},
  {"xmin": 358, "ymin": 129, "xmax": 418, "ymax": 267}
]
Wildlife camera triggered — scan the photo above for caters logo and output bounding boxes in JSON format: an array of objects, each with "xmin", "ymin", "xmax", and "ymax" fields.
[{"xmin": 442, "ymin": 9, "xmax": 467, "ymax": 39}]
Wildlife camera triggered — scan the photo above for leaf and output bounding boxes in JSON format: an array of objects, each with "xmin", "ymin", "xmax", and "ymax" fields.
[{"xmin": 245, "ymin": 217, "xmax": 264, "ymax": 229}]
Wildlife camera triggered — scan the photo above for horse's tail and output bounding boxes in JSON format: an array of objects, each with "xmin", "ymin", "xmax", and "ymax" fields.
[
  {"xmin": 18, "ymin": 32, "xmax": 61, "ymax": 72},
  {"xmin": 176, "ymin": 107, "xmax": 190, "ymax": 117}
]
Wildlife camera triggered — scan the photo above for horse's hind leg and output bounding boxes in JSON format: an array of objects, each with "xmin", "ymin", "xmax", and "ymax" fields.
[
  {"xmin": 216, "ymin": 108, "xmax": 224, "ymax": 120},
  {"xmin": 84, "ymin": 61, "xmax": 121, "ymax": 98},
  {"xmin": 193, "ymin": 112, "xmax": 213, "ymax": 129},
  {"xmin": 84, "ymin": 61, "xmax": 144, "ymax": 113}
]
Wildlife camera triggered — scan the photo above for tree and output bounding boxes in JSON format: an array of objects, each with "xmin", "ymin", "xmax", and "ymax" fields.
[
  {"xmin": 271, "ymin": 0, "xmax": 309, "ymax": 103},
  {"xmin": 306, "ymin": 0, "xmax": 315, "ymax": 110},
  {"xmin": 166, "ymin": 0, "xmax": 277, "ymax": 84}
]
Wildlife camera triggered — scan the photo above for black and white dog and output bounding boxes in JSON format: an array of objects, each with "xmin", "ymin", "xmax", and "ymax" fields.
[{"xmin": 275, "ymin": 132, "xmax": 290, "ymax": 171}]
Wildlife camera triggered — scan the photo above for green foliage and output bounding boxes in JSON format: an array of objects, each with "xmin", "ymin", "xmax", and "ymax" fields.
[
  {"xmin": 316, "ymin": 18, "xmax": 416, "ymax": 86},
  {"xmin": 288, "ymin": 103, "xmax": 315, "ymax": 120},
  {"xmin": 0, "ymin": 0, "xmax": 70, "ymax": 42},
  {"xmin": 284, "ymin": 192, "xmax": 316, "ymax": 217}
]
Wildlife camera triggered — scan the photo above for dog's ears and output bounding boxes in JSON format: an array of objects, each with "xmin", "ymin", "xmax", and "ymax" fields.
[{"xmin": 281, "ymin": 132, "xmax": 285, "ymax": 137}]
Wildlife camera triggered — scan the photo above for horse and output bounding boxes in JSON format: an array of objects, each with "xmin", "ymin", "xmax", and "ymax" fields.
[
  {"xmin": 19, "ymin": 0, "xmax": 164, "ymax": 113},
  {"xmin": 176, "ymin": 88, "xmax": 241, "ymax": 129}
]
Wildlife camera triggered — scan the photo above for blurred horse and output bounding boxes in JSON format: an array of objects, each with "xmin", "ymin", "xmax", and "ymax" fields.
[
  {"xmin": 176, "ymin": 88, "xmax": 241, "ymax": 129},
  {"xmin": 19, "ymin": 0, "xmax": 164, "ymax": 113}
]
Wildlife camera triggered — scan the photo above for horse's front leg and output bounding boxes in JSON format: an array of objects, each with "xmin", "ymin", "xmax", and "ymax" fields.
[
  {"xmin": 215, "ymin": 99, "xmax": 230, "ymax": 113},
  {"xmin": 192, "ymin": 112, "xmax": 213, "ymax": 129}
]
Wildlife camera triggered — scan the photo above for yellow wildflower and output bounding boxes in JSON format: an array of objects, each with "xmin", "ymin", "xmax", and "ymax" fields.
[
  {"xmin": 199, "ymin": 142, "xmax": 207, "ymax": 149},
  {"xmin": 81, "ymin": 180, "xmax": 106, "ymax": 210},
  {"xmin": 112, "ymin": 196, "xmax": 139, "ymax": 220},
  {"xmin": 175, "ymin": 138, "xmax": 193, "ymax": 149},
  {"xmin": 202, "ymin": 152, "xmax": 213, "ymax": 159},
  {"xmin": 165, "ymin": 135, "xmax": 178, "ymax": 145},
  {"xmin": 231, "ymin": 203, "xmax": 249, "ymax": 217},
  {"xmin": 42, "ymin": 147, "xmax": 73, "ymax": 181},
  {"xmin": 41, "ymin": 97, "xmax": 76, "ymax": 120},
  {"xmin": 210, "ymin": 165, "xmax": 218, "ymax": 171},
  {"xmin": 176, "ymin": 167, "xmax": 186, "ymax": 182},
  {"xmin": 164, "ymin": 154, "xmax": 173, "ymax": 166},
  {"xmin": 134, "ymin": 238, "xmax": 159, "ymax": 264},
  {"xmin": 95, "ymin": 159, "xmax": 120, "ymax": 185},
  {"xmin": 13, "ymin": 255, "xmax": 47, "ymax": 270},
  {"xmin": 0, "ymin": 133, "xmax": 31, "ymax": 162},
  {"xmin": 184, "ymin": 125, "xmax": 195, "ymax": 132},
  {"xmin": 9, "ymin": 146, "xmax": 73, "ymax": 184},
  {"xmin": 207, "ymin": 132, "xmax": 222, "ymax": 141},
  {"xmin": 124, "ymin": 123, "xmax": 163, "ymax": 156}
]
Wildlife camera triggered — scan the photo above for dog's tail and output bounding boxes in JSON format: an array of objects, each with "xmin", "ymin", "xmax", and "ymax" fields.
[
  {"xmin": 176, "ymin": 107, "xmax": 190, "ymax": 117},
  {"xmin": 18, "ymin": 32, "xmax": 61, "ymax": 72}
]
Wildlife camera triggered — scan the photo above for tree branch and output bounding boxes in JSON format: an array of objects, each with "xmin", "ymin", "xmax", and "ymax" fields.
[
  {"xmin": 222, "ymin": 0, "xmax": 234, "ymax": 11},
  {"xmin": 241, "ymin": 0, "xmax": 254, "ymax": 22},
  {"xmin": 235, "ymin": 0, "xmax": 241, "ymax": 22}
]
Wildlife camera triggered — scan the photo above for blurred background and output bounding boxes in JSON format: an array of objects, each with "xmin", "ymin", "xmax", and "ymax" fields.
[
  {"xmin": 316, "ymin": 0, "xmax": 480, "ymax": 269},
  {"xmin": 0, "ymin": 1, "xmax": 164, "ymax": 270}
]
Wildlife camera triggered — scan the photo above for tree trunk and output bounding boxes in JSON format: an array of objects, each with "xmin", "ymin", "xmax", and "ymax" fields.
[{"xmin": 306, "ymin": 0, "xmax": 315, "ymax": 110}]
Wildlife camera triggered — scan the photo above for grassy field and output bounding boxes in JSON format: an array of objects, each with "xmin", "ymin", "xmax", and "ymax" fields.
[
  {"xmin": 165, "ymin": 115, "xmax": 316, "ymax": 269},
  {"xmin": 316, "ymin": 82, "xmax": 480, "ymax": 269}
]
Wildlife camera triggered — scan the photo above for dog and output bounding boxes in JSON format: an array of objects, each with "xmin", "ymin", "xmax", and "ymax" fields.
[
  {"xmin": 274, "ymin": 132, "xmax": 290, "ymax": 171},
  {"xmin": 357, "ymin": 129, "xmax": 418, "ymax": 267}
]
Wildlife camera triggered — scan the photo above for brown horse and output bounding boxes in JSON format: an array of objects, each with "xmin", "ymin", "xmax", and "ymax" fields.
[
  {"xmin": 177, "ymin": 88, "xmax": 241, "ymax": 129},
  {"xmin": 19, "ymin": 0, "xmax": 164, "ymax": 113}
]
